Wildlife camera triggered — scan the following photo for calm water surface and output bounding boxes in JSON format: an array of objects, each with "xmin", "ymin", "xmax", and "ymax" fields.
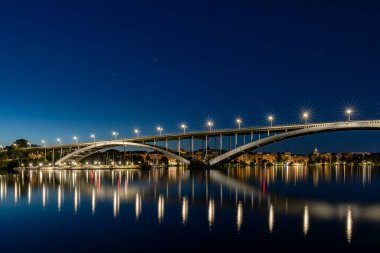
[{"xmin": 1, "ymin": 165, "xmax": 380, "ymax": 252}]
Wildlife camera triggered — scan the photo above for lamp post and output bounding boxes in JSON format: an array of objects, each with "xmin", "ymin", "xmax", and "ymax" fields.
[
  {"xmin": 73, "ymin": 136, "xmax": 78, "ymax": 144},
  {"xmin": 181, "ymin": 124, "xmax": 187, "ymax": 133},
  {"xmin": 302, "ymin": 112, "xmax": 309, "ymax": 124},
  {"xmin": 346, "ymin": 108, "xmax": 353, "ymax": 122},
  {"xmin": 157, "ymin": 127, "xmax": 163, "ymax": 136},
  {"xmin": 57, "ymin": 138, "xmax": 62, "ymax": 145},
  {"xmin": 112, "ymin": 131, "xmax": 119, "ymax": 140},
  {"xmin": 41, "ymin": 140, "xmax": 47, "ymax": 160},
  {"xmin": 91, "ymin": 134, "xmax": 96, "ymax": 143},
  {"xmin": 236, "ymin": 118, "xmax": 242, "ymax": 129},
  {"xmin": 134, "ymin": 129, "xmax": 140, "ymax": 137},
  {"xmin": 207, "ymin": 121, "xmax": 214, "ymax": 132},
  {"xmin": 268, "ymin": 115, "xmax": 274, "ymax": 127},
  {"xmin": 28, "ymin": 142, "xmax": 31, "ymax": 148}
]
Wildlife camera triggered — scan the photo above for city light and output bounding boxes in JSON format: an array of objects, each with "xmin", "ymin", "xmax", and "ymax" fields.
[
  {"xmin": 267, "ymin": 115, "xmax": 274, "ymax": 127},
  {"xmin": 207, "ymin": 121, "xmax": 214, "ymax": 131},
  {"xmin": 181, "ymin": 124, "xmax": 187, "ymax": 133},
  {"xmin": 302, "ymin": 112, "xmax": 310, "ymax": 124},
  {"xmin": 236, "ymin": 118, "xmax": 242, "ymax": 129},
  {"xmin": 157, "ymin": 126, "xmax": 163, "ymax": 136},
  {"xmin": 345, "ymin": 108, "xmax": 353, "ymax": 121},
  {"xmin": 27, "ymin": 142, "xmax": 31, "ymax": 148}
]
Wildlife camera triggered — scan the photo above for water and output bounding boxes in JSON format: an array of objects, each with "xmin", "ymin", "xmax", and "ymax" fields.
[{"xmin": 0, "ymin": 165, "xmax": 379, "ymax": 252}]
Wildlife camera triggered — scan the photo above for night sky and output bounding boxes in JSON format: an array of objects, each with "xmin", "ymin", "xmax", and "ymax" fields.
[{"xmin": 1, "ymin": 1, "xmax": 380, "ymax": 153}]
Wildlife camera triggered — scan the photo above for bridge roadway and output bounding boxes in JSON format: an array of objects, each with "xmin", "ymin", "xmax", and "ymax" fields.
[{"xmin": 27, "ymin": 120, "xmax": 380, "ymax": 150}]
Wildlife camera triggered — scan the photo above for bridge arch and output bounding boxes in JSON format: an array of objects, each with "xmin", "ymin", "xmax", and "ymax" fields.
[
  {"xmin": 55, "ymin": 141, "xmax": 191, "ymax": 166},
  {"xmin": 209, "ymin": 121, "xmax": 380, "ymax": 166}
]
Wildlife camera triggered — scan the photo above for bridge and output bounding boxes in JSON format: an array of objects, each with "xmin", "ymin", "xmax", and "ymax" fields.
[{"xmin": 25, "ymin": 119, "xmax": 380, "ymax": 167}]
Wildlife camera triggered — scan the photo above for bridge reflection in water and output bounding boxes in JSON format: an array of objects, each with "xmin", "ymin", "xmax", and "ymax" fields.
[{"xmin": 1, "ymin": 165, "xmax": 380, "ymax": 244}]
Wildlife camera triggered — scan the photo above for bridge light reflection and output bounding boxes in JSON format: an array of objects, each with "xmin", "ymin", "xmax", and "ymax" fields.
[
  {"xmin": 208, "ymin": 198, "xmax": 215, "ymax": 229},
  {"xmin": 237, "ymin": 201, "xmax": 243, "ymax": 232},
  {"xmin": 158, "ymin": 194, "xmax": 165, "ymax": 223},
  {"xmin": 182, "ymin": 196, "xmax": 188, "ymax": 225},
  {"xmin": 92, "ymin": 189, "xmax": 96, "ymax": 215},
  {"xmin": 58, "ymin": 185, "xmax": 62, "ymax": 211},
  {"xmin": 135, "ymin": 193, "xmax": 142, "ymax": 220},
  {"xmin": 303, "ymin": 205, "xmax": 309, "ymax": 236},
  {"xmin": 346, "ymin": 206, "xmax": 353, "ymax": 243},
  {"xmin": 269, "ymin": 203, "xmax": 274, "ymax": 233}
]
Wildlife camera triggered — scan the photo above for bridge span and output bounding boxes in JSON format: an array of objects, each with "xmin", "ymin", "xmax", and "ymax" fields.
[{"xmin": 24, "ymin": 120, "xmax": 380, "ymax": 167}]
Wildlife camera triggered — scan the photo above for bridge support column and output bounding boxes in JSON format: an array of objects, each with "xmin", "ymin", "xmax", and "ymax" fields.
[
  {"xmin": 235, "ymin": 133, "xmax": 238, "ymax": 148},
  {"xmin": 52, "ymin": 149, "xmax": 55, "ymax": 165},
  {"xmin": 250, "ymin": 131, "xmax": 253, "ymax": 142},
  {"xmin": 165, "ymin": 139, "xmax": 168, "ymax": 150}
]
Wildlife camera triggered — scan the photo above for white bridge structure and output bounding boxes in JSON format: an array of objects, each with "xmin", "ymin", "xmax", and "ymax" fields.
[{"xmin": 26, "ymin": 120, "xmax": 380, "ymax": 167}]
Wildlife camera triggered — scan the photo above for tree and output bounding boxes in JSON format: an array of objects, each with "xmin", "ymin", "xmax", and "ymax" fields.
[{"xmin": 14, "ymin": 139, "xmax": 29, "ymax": 148}]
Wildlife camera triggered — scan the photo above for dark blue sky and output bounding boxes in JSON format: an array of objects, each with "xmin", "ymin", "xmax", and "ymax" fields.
[{"xmin": 1, "ymin": 1, "xmax": 380, "ymax": 153}]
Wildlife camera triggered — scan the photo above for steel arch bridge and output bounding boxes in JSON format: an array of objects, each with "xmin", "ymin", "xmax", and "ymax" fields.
[{"xmin": 26, "ymin": 120, "xmax": 380, "ymax": 167}]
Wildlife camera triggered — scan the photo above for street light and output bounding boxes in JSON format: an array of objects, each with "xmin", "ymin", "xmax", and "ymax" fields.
[
  {"xmin": 27, "ymin": 142, "xmax": 31, "ymax": 148},
  {"xmin": 345, "ymin": 108, "xmax": 353, "ymax": 121},
  {"xmin": 134, "ymin": 129, "xmax": 140, "ymax": 137},
  {"xmin": 181, "ymin": 124, "xmax": 187, "ymax": 133},
  {"xmin": 91, "ymin": 134, "xmax": 96, "ymax": 143},
  {"xmin": 236, "ymin": 118, "xmax": 242, "ymax": 129},
  {"xmin": 57, "ymin": 138, "xmax": 62, "ymax": 145},
  {"xmin": 41, "ymin": 140, "xmax": 46, "ymax": 147},
  {"xmin": 112, "ymin": 131, "xmax": 119, "ymax": 140},
  {"xmin": 207, "ymin": 121, "xmax": 214, "ymax": 131},
  {"xmin": 302, "ymin": 112, "xmax": 309, "ymax": 124},
  {"xmin": 73, "ymin": 136, "xmax": 78, "ymax": 144},
  {"xmin": 267, "ymin": 115, "xmax": 274, "ymax": 127},
  {"xmin": 157, "ymin": 127, "xmax": 163, "ymax": 136}
]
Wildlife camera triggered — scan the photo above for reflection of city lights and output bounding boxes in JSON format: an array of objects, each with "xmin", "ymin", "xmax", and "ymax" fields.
[
  {"xmin": 92, "ymin": 189, "xmax": 96, "ymax": 215},
  {"xmin": 303, "ymin": 205, "xmax": 309, "ymax": 236},
  {"xmin": 158, "ymin": 195, "xmax": 165, "ymax": 223},
  {"xmin": 58, "ymin": 186, "xmax": 62, "ymax": 211},
  {"xmin": 42, "ymin": 184, "xmax": 46, "ymax": 208},
  {"xmin": 269, "ymin": 204, "xmax": 274, "ymax": 233},
  {"xmin": 182, "ymin": 197, "xmax": 188, "ymax": 225},
  {"xmin": 346, "ymin": 206, "xmax": 353, "ymax": 243},
  {"xmin": 74, "ymin": 187, "xmax": 78, "ymax": 213},
  {"xmin": 113, "ymin": 190, "xmax": 120, "ymax": 218},
  {"xmin": 237, "ymin": 201, "xmax": 243, "ymax": 232},
  {"xmin": 135, "ymin": 193, "xmax": 141, "ymax": 220},
  {"xmin": 208, "ymin": 198, "xmax": 215, "ymax": 229},
  {"xmin": 28, "ymin": 183, "xmax": 31, "ymax": 205}
]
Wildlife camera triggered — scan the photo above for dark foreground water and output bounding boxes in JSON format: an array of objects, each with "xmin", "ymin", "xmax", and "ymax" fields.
[{"xmin": 1, "ymin": 165, "xmax": 380, "ymax": 252}]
